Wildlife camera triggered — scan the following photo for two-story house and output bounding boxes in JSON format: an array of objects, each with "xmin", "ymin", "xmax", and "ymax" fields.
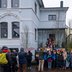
[{"xmin": 0, "ymin": 0, "xmax": 68, "ymax": 52}]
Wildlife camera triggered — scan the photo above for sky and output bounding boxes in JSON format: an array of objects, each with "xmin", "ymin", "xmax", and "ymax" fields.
[{"xmin": 43, "ymin": 0, "xmax": 72, "ymax": 25}]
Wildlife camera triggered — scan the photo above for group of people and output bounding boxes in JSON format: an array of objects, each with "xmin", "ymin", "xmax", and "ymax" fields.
[
  {"xmin": 35, "ymin": 48, "xmax": 72, "ymax": 72},
  {"xmin": 0, "ymin": 46, "xmax": 32, "ymax": 72}
]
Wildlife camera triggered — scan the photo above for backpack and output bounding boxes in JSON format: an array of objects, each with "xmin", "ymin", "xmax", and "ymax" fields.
[{"xmin": 0, "ymin": 53, "xmax": 8, "ymax": 64}]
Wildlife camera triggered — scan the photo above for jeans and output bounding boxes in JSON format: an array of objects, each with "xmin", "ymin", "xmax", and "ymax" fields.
[{"xmin": 48, "ymin": 62, "xmax": 52, "ymax": 69}]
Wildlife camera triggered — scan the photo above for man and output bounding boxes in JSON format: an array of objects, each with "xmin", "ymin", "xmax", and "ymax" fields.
[
  {"xmin": 38, "ymin": 48, "xmax": 44, "ymax": 72},
  {"xmin": 18, "ymin": 48, "xmax": 27, "ymax": 72}
]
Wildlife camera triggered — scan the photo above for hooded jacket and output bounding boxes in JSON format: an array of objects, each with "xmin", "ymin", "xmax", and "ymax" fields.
[{"xmin": 18, "ymin": 48, "xmax": 27, "ymax": 64}]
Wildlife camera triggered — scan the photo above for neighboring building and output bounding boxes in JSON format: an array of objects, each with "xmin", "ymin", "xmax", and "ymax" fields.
[
  {"xmin": 0, "ymin": 0, "xmax": 68, "ymax": 52},
  {"xmin": 66, "ymin": 20, "xmax": 72, "ymax": 42}
]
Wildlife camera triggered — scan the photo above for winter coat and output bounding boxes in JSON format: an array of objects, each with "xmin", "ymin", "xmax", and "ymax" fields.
[
  {"xmin": 39, "ymin": 51, "xmax": 44, "ymax": 60},
  {"xmin": 18, "ymin": 52, "xmax": 27, "ymax": 64}
]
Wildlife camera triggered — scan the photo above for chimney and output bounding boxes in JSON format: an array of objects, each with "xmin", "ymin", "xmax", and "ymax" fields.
[{"xmin": 60, "ymin": 1, "xmax": 63, "ymax": 8}]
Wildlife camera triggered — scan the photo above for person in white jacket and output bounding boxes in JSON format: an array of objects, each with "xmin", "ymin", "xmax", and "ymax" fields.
[{"xmin": 63, "ymin": 49, "xmax": 67, "ymax": 69}]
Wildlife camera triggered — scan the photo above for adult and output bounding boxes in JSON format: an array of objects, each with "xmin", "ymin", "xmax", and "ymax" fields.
[
  {"xmin": 63, "ymin": 49, "xmax": 67, "ymax": 69},
  {"xmin": 18, "ymin": 48, "xmax": 27, "ymax": 72},
  {"xmin": 27, "ymin": 51, "xmax": 32, "ymax": 69},
  {"xmin": 1, "ymin": 46, "xmax": 12, "ymax": 72},
  {"xmin": 69, "ymin": 50, "xmax": 72, "ymax": 69},
  {"xmin": 38, "ymin": 48, "xmax": 44, "ymax": 72},
  {"xmin": 11, "ymin": 50, "xmax": 18, "ymax": 72}
]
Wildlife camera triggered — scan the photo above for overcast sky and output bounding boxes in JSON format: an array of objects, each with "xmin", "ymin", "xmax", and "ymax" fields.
[{"xmin": 43, "ymin": 0, "xmax": 72, "ymax": 24}]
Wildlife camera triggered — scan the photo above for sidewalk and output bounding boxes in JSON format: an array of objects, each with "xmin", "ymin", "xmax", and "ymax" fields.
[{"xmin": 27, "ymin": 66, "xmax": 72, "ymax": 72}]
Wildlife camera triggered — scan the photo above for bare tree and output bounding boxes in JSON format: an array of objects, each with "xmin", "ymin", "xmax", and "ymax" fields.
[{"xmin": 21, "ymin": 25, "xmax": 29, "ymax": 50}]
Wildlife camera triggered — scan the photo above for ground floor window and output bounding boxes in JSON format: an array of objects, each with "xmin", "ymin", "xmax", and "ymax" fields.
[
  {"xmin": 12, "ymin": 22, "xmax": 20, "ymax": 38},
  {"xmin": 0, "ymin": 22, "xmax": 8, "ymax": 38}
]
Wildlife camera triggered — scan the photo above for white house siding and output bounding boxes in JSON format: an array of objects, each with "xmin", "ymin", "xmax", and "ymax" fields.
[
  {"xmin": 0, "ymin": 8, "xmax": 39, "ymax": 50},
  {"xmin": 0, "ymin": 0, "xmax": 68, "ymax": 53},
  {"xmin": 39, "ymin": 8, "xmax": 67, "ymax": 28},
  {"xmin": 0, "ymin": 0, "xmax": 40, "ymax": 53}
]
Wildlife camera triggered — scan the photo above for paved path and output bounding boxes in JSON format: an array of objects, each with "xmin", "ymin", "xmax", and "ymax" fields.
[{"xmin": 27, "ymin": 66, "xmax": 72, "ymax": 72}]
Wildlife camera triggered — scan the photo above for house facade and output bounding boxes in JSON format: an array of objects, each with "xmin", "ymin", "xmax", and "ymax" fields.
[{"xmin": 0, "ymin": 0, "xmax": 68, "ymax": 52}]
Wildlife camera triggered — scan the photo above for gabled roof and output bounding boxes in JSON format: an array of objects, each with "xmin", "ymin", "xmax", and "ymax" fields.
[{"xmin": 37, "ymin": 0, "xmax": 44, "ymax": 8}]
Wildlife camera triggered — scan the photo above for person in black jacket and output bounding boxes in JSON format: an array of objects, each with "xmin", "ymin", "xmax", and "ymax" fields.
[
  {"xmin": 11, "ymin": 50, "xmax": 18, "ymax": 72},
  {"xmin": 57, "ymin": 52, "xmax": 63, "ymax": 68},
  {"xmin": 27, "ymin": 51, "xmax": 32, "ymax": 69},
  {"xmin": 18, "ymin": 48, "xmax": 27, "ymax": 72}
]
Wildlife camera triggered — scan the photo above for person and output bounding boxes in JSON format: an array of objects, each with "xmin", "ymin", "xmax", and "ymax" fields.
[
  {"xmin": 63, "ymin": 49, "xmax": 67, "ymax": 69},
  {"xmin": 1, "ymin": 46, "xmax": 12, "ymax": 72},
  {"xmin": 52, "ymin": 50, "xmax": 57, "ymax": 68},
  {"xmin": 44, "ymin": 52, "xmax": 48, "ymax": 68},
  {"xmin": 27, "ymin": 51, "xmax": 32, "ymax": 69},
  {"xmin": 38, "ymin": 48, "xmax": 44, "ymax": 72},
  {"xmin": 18, "ymin": 48, "xmax": 27, "ymax": 72},
  {"xmin": 69, "ymin": 50, "xmax": 72, "ymax": 69},
  {"xmin": 11, "ymin": 50, "xmax": 18, "ymax": 72},
  {"xmin": 0, "ymin": 49, "xmax": 3, "ymax": 72},
  {"xmin": 57, "ymin": 52, "xmax": 63, "ymax": 69},
  {"xmin": 47, "ymin": 51, "xmax": 53, "ymax": 69}
]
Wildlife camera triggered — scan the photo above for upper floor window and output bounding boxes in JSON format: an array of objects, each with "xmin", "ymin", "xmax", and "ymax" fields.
[
  {"xmin": 11, "ymin": 0, "xmax": 19, "ymax": 8},
  {"xmin": 12, "ymin": 22, "xmax": 20, "ymax": 38},
  {"xmin": 0, "ymin": 0, "xmax": 7, "ymax": 8},
  {"xmin": 48, "ymin": 15, "xmax": 56, "ymax": 20},
  {"xmin": 0, "ymin": 22, "xmax": 8, "ymax": 38},
  {"xmin": 35, "ymin": 2, "xmax": 37, "ymax": 14}
]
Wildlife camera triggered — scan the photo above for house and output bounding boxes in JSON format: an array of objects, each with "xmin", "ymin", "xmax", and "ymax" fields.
[{"xmin": 0, "ymin": 0, "xmax": 68, "ymax": 52}]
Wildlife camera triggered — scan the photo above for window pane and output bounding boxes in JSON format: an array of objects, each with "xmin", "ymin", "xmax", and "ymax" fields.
[
  {"xmin": 35, "ymin": 3, "xmax": 37, "ymax": 14},
  {"xmin": 0, "ymin": 22, "xmax": 8, "ymax": 38},
  {"xmin": 0, "ymin": 0, "xmax": 1, "ymax": 8},
  {"xmin": 11, "ymin": 0, "xmax": 19, "ymax": 8},
  {"xmin": 0, "ymin": 0, "xmax": 7, "ymax": 8},
  {"xmin": 12, "ymin": 22, "xmax": 20, "ymax": 38},
  {"xmin": 48, "ymin": 15, "xmax": 56, "ymax": 20}
]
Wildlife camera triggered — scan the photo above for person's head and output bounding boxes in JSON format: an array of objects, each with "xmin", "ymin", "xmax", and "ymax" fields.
[
  {"xmin": 28, "ymin": 51, "xmax": 31, "ymax": 53},
  {"xmin": 20, "ymin": 48, "xmax": 24, "ymax": 52},
  {"xmin": 2, "ymin": 46, "xmax": 9, "ymax": 53},
  {"xmin": 1, "ymin": 46, "xmax": 8, "ymax": 50},
  {"xmin": 13, "ymin": 50, "xmax": 16, "ymax": 52},
  {"xmin": 70, "ymin": 50, "xmax": 72, "ymax": 53},
  {"xmin": 53, "ymin": 50, "xmax": 56, "ymax": 54},
  {"xmin": 48, "ymin": 51, "xmax": 51, "ymax": 55}
]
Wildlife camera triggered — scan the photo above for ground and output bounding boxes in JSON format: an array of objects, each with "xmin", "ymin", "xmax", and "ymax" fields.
[{"xmin": 27, "ymin": 66, "xmax": 72, "ymax": 72}]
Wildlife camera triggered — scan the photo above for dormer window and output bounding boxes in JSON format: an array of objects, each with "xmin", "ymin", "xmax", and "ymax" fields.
[
  {"xmin": 11, "ymin": 0, "xmax": 19, "ymax": 8},
  {"xmin": 0, "ymin": 0, "xmax": 7, "ymax": 8}
]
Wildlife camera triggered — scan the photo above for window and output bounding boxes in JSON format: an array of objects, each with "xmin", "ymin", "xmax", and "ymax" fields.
[
  {"xmin": 11, "ymin": 0, "xmax": 19, "ymax": 8},
  {"xmin": 12, "ymin": 22, "xmax": 20, "ymax": 38},
  {"xmin": 35, "ymin": 3, "xmax": 37, "ymax": 14},
  {"xmin": 35, "ymin": 29, "xmax": 36, "ymax": 40},
  {"xmin": 0, "ymin": 22, "xmax": 8, "ymax": 38},
  {"xmin": 48, "ymin": 15, "xmax": 56, "ymax": 20},
  {"xmin": 0, "ymin": 0, "xmax": 7, "ymax": 8}
]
